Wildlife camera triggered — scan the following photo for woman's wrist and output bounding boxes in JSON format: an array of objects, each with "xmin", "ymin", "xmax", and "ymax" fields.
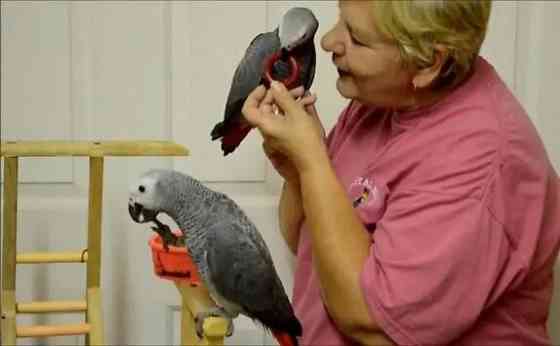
[{"xmin": 297, "ymin": 146, "xmax": 332, "ymax": 181}]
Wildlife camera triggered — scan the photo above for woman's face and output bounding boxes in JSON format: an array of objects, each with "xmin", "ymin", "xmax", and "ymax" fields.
[{"xmin": 321, "ymin": 1, "xmax": 415, "ymax": 107}]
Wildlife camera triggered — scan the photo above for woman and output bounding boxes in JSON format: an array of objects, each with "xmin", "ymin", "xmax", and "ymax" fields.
[{"xmin": 243, "ymin": 1, "xmax": 560, "ymax": 345}]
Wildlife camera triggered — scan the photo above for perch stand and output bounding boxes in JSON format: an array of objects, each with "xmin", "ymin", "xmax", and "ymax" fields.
[
  {"xmin": 0, "ymin": 140, "xmax": 189, "ymax": 345},
  {"xmin": 149, "ymin": 232, "xmax": 229, "ymax": 345}
]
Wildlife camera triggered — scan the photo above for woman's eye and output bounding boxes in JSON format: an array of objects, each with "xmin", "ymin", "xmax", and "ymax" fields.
[{"xmin": 351, "ymin": 36, "xmax": 366, "ymax": 46}]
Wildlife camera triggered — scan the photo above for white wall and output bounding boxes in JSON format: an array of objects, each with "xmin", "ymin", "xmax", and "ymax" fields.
[
  {"xmin": 513, "ymin": 2, "xmax": 560, "ymax": 342},
  {"xmin": 1, "ymin": 1, "xmax": 559, "ymax": 345}
]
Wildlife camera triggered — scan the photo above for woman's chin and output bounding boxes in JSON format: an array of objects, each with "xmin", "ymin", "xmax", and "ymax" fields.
[{"xmin": 336, "ymin": 77, "xmax": 356, "ymax": 99}]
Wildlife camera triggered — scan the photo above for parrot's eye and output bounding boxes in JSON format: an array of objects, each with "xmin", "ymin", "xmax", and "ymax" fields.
[{"xmin": 138, "ymin": 185, "xmax": 146, "ymax": 193}]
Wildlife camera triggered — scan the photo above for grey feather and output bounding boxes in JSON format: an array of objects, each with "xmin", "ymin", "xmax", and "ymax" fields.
[{"xmin": 222, "ymin": 30, "xmax": 281, "ymax": 125}]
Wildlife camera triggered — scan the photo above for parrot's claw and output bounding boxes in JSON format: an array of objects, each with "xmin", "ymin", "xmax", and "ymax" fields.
[
  {"xmin": 150, "ymin": 226, "xmax": 171, "ymax": 251},
  {"xmin": 194, "ymin": 308, "xmax": 234, "ymax": 339},
  {"xmin": 150, "ymin": 218, "xmax": 179, "ymax": 251}
]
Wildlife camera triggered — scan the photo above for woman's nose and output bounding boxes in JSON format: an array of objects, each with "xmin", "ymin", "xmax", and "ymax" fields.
[{"xmin": 321, "ymin": 25, "xmax": 345, "ymax": 56}]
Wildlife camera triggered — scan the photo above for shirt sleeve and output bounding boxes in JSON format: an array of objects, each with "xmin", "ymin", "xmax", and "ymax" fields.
[{"xmin": 359, "ymin": 189, "xmax": 511, "ymax": 345}]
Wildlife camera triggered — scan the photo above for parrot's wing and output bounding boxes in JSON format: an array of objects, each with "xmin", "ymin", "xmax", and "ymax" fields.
[
  {"xmin": 222, "ymin": 30, "xmax": 280, "ymax": 123},
  {"xmin": 304, "ymin": 45, "xmax": 316, "ymax": 91},
  {"xmin": 206, "ymin": 221, "xmax": 299, "ymax": 333}
]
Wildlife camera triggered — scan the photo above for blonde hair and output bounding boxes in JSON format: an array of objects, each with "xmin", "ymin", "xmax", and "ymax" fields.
[{"xmin": 370, "ymin": 0, "xmax": 492, "ymax": 89}]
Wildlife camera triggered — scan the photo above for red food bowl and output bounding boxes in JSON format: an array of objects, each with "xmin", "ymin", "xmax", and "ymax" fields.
[{"xmin": 148, "ymin": 229, "xmax": 201, "ymax": 286}]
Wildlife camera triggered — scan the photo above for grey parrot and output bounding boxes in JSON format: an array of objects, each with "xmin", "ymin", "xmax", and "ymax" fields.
[
  {"xmin": 211, "ymin": 7, "xmax": 318, "ymax": 156},
  {"xmin": 128, "ymin": 169, "xmax": 302, "ymax": 346}
]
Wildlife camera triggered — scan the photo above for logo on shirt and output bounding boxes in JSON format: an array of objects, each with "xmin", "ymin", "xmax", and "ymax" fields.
[
  {"xmin": 350, "ymin": 177, "xmax": 377, "ymax": 208},
  {"xmin": 349, "ymin": 176, "xmax": 388, "ymax": 227}
]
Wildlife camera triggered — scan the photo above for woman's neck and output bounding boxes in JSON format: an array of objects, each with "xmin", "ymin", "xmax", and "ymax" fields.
[{"xmin": 394, "ymin": 86, "xmax": 454, "ymax": 114}]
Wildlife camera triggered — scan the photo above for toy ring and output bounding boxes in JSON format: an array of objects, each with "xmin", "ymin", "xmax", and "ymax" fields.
[{"xmin": 263, "ymin": 52, "xmax": 300, "ymax": 89}]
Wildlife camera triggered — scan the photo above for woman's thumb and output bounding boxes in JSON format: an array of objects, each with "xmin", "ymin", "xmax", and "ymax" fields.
[{"xmin": 270, "ymin": 81, "xmax": 300, "ymax": 114}]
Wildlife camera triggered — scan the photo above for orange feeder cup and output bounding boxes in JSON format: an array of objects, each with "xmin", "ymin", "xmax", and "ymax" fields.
[{"xmin": 148, "ymin": 229, "xmax": 201, "ymax": 287}]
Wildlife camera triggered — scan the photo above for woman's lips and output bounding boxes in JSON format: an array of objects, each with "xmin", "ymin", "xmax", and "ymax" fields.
[
  {"xmin": 337, "ymin": 68, "xmax": 350, "ymax": 77},
  {"xmin": 337, "ymin": 69, "xmax": 350, "ymax": 78}
]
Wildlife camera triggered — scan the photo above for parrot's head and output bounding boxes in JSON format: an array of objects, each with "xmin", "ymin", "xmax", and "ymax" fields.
[
  {"xmin": 128, "ymin": 170, "xmax": 171, "ymax": 224},
  {"xmin": 279, "ymin": 7, "xmax": 319, "ymax": 52}
]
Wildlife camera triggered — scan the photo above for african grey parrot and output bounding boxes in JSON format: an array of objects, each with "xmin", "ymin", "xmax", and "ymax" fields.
[
  {"xmin": 211, "ymin": 7, "xmax": 318, "ymax": 156},
  {"xmin": 128, "ymin": 169, "xmax": 302, "ymax": 346}
]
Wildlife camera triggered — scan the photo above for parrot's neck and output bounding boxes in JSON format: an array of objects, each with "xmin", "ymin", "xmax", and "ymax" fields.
[
  {"xmin": 290, "ymin": 40, "xmax": 315, "ymax": 58},
  {"xmin": 166, "ymin": 181, "xmax": 219, "ymax": 270},
  {"xmin": 173, "ymin": 206, "xmax": 206, "ymax": 234},
  {"xmin": 174, "ymin": 208, "xmax": 208, "ymax": 269}
]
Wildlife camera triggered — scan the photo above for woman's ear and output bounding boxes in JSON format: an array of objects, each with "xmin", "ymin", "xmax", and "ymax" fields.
[{"xmin": 411, "ymin": 45, "xmax": 448, "ymax": 89}]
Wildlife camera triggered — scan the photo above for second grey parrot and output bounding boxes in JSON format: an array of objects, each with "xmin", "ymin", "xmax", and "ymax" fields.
[
  {"xmin": 128, "ymin": 169, "xmax": 302, "ymax": 346},
  {"xmin": 211, "ymin": 7, "xmax": 319, "ymax": 156}
]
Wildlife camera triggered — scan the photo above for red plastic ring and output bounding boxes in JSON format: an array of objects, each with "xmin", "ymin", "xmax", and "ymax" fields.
[{"xmin": 263, "ymin": 52, "xmax": 300, "ymax": 89}]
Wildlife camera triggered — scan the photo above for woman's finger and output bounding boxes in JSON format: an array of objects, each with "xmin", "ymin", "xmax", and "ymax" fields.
[
  {"xmin": 244, "ymin": 85, "xmax": 267, "ymax": 109},
  {"xmin": 289, "ymin": 86, "xmax": 305, "ymax": 98},
  {"xmin": 261, "ymin": 89, "xmax": 274, "ymax": 107},
  {"xmin": 270, "ymin": 81, "xmax": 301, "ymax": 115},
  {"xmin": 242, "ymin": 85, "xmax": 267, "ymax": 125},
  {"xmin": 299, "ymin": 93, "xmax": 317, "ymax": 107},
  {"xmin": 260, "ymin": 104, "xmax": 274, "ymax": 117},
  {"xmin": 272, "ymin": 104, "xmax": 282, "ymax": 116},
  {"xmin": 305, "ymin": 103, "xmax": 319, "ymax": 118},
  {"xmin": 262, "ymin": 86, "xmax": 304, "ymax": 107}
]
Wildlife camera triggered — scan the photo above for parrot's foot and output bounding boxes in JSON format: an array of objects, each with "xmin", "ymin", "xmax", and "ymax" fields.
[
  {"xmin": 151, "ymin": 218, "xmax": 179, "ymax": 251},
  {"xmin": 194, "ymin": 307, "xmax": 234, "ymax": 339},
  {"xmin": 150, "ymin": 226, "xmax": 173, "ymax": 251}
]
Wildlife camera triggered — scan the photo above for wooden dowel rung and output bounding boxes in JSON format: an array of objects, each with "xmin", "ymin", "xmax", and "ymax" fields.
[
  {"xmin": 16, "ymin": 251, "xmax": 88, "ymax": 264},
  {"xmin": 16, "ymin": 300, "xmax": 87, "ymax": 313},
  {"xmin": 16, "ymin": 323, "xmax": 91, "ymax": 337}
]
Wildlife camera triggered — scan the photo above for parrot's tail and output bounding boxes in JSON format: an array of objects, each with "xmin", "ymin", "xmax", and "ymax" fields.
[
  {"xmin": 211, "ymin": 120, "xmax": 251, "ymax": 156},
  {"xmin": 210, "ymin": 121, "xmax": 226, "ymax": 141},
  {"xmin": 272, "ymin": 331, "xmax": 299, "ymax": 346}
]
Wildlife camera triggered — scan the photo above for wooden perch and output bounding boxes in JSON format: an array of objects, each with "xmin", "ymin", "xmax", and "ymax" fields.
[
  {"xmin": 0, "ymin": 140, "xmax": 189, "ymax": 157},
  {"xmin": 174, "ymin": 281, "xmax": 229, "ymax": 346}
]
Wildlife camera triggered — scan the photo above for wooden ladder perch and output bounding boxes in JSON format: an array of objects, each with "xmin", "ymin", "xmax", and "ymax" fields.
[{"xmin": 0, "ymin": 140, "xmax": 225, "ymax": 345}]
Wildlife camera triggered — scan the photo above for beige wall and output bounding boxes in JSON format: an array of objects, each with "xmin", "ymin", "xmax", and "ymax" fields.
[{"xmin": 528, "ymin": 2, "xmax": 560, "ymax": 342}]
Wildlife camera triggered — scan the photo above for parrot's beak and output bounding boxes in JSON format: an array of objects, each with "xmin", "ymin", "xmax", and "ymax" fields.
[{"xmin": 128, "ymin": 202, "xmax": 158, "ymax": 223}]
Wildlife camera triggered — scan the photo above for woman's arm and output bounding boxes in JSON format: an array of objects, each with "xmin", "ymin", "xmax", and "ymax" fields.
[
  {"xmin": 298, "ymin": 154, "xmax": 387, "ymax": 339},
  {"xmin": 278, "ymin": 180, "xmax": 304, "ymax": 255}
]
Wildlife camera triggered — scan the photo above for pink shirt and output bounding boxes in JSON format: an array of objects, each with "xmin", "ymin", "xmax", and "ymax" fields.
[{"xmin": 292, "ymin": 57, "xmax": 560, "ymax": 345}]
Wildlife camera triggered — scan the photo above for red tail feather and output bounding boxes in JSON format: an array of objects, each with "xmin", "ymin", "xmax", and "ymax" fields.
[
  {"xmin": 272, "ymin": 331, "xmax": 298, "ymax": 346},
  {"xmin": 221, "ymin": 125, "xmax": 252, "ymax": 155}
]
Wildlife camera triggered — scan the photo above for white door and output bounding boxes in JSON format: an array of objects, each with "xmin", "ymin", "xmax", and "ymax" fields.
[{"xmin": 2, "ymin": 1, "xmax": 558, "ymax": 345}]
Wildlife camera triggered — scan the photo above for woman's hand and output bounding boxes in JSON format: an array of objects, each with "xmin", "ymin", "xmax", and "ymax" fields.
[
  {"xmin": 262, "ymin": 85, "xmax": 321, "ymax": 183},
  {"xmin": 243, "ymin": 81, "xmax": 329, "ymax": 176}
]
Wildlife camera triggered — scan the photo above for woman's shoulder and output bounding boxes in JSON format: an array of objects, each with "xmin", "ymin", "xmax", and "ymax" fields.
[
  {"xmin": 434, "ymin": 57, "xmax": 550, "ymax": 173},
  {"xmin": 404, "ymin": 57, "xmax": 553, "ymax": 198}
]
